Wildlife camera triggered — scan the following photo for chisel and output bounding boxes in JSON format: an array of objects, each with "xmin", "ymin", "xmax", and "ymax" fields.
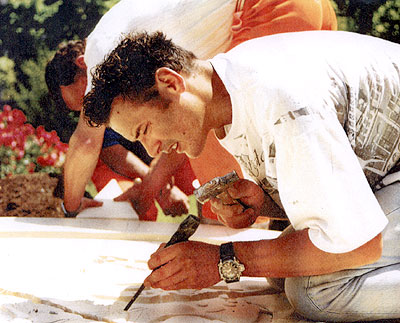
[{"xmin": 124, "ymin": 214, "xmax": 200, "ymax": 311}]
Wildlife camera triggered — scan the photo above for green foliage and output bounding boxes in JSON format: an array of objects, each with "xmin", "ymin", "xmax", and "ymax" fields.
[
  {"xmin": 3, "ymin": 48, "xmax": 51, "ymax": 122},
  {"xmin": 0, "ymin": 0, "xmax": 119, "ymax": 142},
  {"xmin": 372, "ymin": 0, "xmax": 400, "ymax": 42},
  {"xmin": 332, "ymin": 0, "xmax": 399, "ymax": 43},
  {"xmin": 1, "ymin": 0, "xmax": 118, "ymax": 62},
  {"xmin": 0, "ymin": 57, "xmax": 16, "ymax": 87},
  {"xmin": 0, "ymin": 46, "xmax": 78, "ymax": 142}
]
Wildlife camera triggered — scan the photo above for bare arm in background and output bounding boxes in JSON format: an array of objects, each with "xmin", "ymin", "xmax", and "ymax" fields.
[
  {"xmin": 64, "ymin": 113, "xmax": 189, "ymax": 216},
  {"xmin": 115, "ymin": 151, "xmax": 190, "ymax": 216},
  {"xmin": 63, "ymin": 112, "xmax": 104, "ymax": 212},
  {"xmin": 100, "ymin": 144, "xmax": 149, "ymax": 179}
]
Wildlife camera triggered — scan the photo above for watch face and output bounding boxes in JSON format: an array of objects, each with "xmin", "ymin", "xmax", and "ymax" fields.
[{"xmin": 219, "ymin": 260, "xmax": 244, "ymax": 281}]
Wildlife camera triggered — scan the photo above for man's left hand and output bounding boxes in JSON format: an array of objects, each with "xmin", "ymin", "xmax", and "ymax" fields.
[{"xmin": 210, "ymin": 179, "xmax": 265, "ymax": 228}]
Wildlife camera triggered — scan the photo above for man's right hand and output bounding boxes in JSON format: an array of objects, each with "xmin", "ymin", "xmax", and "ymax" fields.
[
  {"xmin": 63, "ymin": 197, "xmax": 103, "ymax": 217},
  {"xmin": 157, "ymin": 185, "xmax": 189, "ymax": 217},
  {"xmin": 80, "ymin": 197, "xmax": 103, "ymax": 211},
  {"xmin": 114, "ymin": 179, "xmax": 189, "ymax": 219},
  {"xmin": 114, "ymin": 179, "xmax": 155, "ymax": 219}
]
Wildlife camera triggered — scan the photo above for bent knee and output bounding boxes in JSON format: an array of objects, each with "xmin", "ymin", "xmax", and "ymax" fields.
[
  {"xmin": 285, "ymin": 276, "xmax": 338, "ymax": 322},
  {"xmin": 285, "ymin": 277, "xmax": 318, "ymax": 320},
  {"xmin": 285, "ymin": 276, "xmax": 363, "ymax": 322}
]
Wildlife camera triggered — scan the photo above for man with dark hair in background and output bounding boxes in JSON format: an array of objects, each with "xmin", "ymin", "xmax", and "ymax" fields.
[{"xmin": 46, "ymin": 39, "xmax": 193, "ymax": 219}]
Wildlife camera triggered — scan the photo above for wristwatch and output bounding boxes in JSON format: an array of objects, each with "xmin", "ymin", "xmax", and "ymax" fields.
[
  {"xmin": 218, "ymin": 242, "xmax": 245, "ymax": 283},
  {"xmin": 61, "ymin": 201, "xmax": 80, "ymax": 218}
]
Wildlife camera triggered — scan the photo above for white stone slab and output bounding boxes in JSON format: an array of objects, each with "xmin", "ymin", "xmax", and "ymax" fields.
[
  {"xmin": 78, "ymin": 179, "xmax": 139, "ymax": 220},
  {"xmin": 0, "ymin": 236, "xmax": 298, "ymax": 323},
  {"xmin": 0, "ymin": 178, "xmax": 291, "ymax": 322},
  {"xmin": 0, "ymin": 216, "xmax": 280, "ymax": 243},
  {"xmin": 77, "ymin": 199, "xmax": 138, "ymax": 220},
  {"xmin": 94, "ymin": 178, "xmax": 123, "ymax": 200}
]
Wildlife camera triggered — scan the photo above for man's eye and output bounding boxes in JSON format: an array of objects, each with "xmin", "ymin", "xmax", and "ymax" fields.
[
  {"xmin": 143, "ymin": 124, "xmax": 149, "ymax": 135},
  {"xmin": 135, "ymin": 124, "xmax": 148, "ymax": 141},
  {"xmin": 135, "ymin": 125, "xmax": 142, "ymax": 140}
]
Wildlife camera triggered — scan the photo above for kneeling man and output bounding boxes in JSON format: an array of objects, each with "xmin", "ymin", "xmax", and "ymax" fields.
[{"xmin": 83, "ymin": 31, "xmax": 400, "ymax": 322}]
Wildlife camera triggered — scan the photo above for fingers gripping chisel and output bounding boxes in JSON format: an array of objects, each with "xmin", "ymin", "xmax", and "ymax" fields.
[{"xmin": 124, "ymin": 214, "xmax": 200, "ymax": 311}]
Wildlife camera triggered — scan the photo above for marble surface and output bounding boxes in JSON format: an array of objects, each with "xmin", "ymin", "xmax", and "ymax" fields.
[{"xmin": 0, "ymin": 180, "xmax": 309, "ymax": 323}]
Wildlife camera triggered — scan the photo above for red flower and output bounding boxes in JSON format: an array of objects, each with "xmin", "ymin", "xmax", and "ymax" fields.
[
  {"xmin": 36, "ymin": 155, "xmax": 47, "ymax": 167},
  {"xmin": 2, "ymin": 105, "xmax": 12, "ymax": 113},
  {"xmin": 46, "ymin": 156, "xmax": 55, "ymax": 166},
  {"xmin": 21, "ymin": 124, "xmax": 35, "ymax": 136},
  {"xmin": 0, "ymin": 132, "xmax": 13, "ymax": 146},
  {"xmin": 55, "ymin": 141, "xmax": 69, "ymax": 153},
  {"xmin": 11, "ymin": 109, "xmax": 26, "ymax": 126},
  {"xmin": 27, "ymin": 162, "xmax": 35, "ymax": 173},
  {"xmin": 1, "ymin": 105, "xmax": 69, "ymax": 178}
]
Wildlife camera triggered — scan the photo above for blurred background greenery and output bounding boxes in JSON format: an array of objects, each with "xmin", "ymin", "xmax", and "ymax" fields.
[
  {"xmin": 0, "ymin": 0, "xmax": 399, "ymax": 144},
  {"xmin": 0, "ymin": 0, "xmax": 119, "ymax": 142}
]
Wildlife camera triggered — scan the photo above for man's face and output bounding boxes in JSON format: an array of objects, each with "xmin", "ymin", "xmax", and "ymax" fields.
[
  {"xmin": 60, "ymin": 73, "xmax": 87, "ymax": 111},
  {"xmin": 109, "ymin": 96, "xmax": 209, "ymax": 158}
]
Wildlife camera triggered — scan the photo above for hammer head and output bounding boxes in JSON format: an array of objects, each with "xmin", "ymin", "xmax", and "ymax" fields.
[{"xmin": 194, "ymin": 171, "xmax": 240, "ymax": 204}]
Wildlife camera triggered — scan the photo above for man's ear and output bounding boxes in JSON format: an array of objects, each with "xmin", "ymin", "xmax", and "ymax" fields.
[
  {"xmin": 75, "ymin": 55, "xmax": 87, "ymax": 70},
  {"xmin": 155, "ymin": 67, "xmax": 186, "ymax": 100}
]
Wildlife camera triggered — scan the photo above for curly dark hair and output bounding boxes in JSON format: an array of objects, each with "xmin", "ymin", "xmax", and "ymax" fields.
[
  {"xmin": 83, "ymin": 31, "xmax": 197, "ymax": 127},
  {"xmin": 45, "ymin": 39, "xmax": 86, "ymax": 108}
]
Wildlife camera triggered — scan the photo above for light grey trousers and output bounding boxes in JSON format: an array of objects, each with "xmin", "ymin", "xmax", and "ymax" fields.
[{"xmin": 281, "ymin": 182, "xmax": 400, "ymax": 322}]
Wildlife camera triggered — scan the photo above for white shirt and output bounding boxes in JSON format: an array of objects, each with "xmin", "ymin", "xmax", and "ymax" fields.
[
  {"xmin": 211, "ymin": 31, "xmax": 399, "ymax": 253},
  {"xmin": 85, "ymin": 0, "xmax": 237, "ymax": 94}
]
